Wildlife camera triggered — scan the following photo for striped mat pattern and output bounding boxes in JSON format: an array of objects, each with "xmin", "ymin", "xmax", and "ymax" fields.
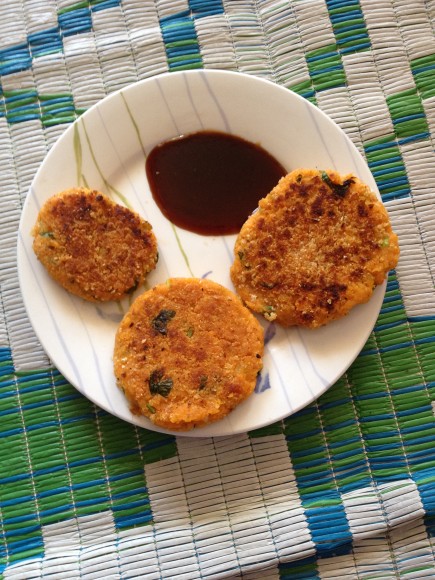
[{"xmin": 1, "ymin": 0, "xmax": 435, "ymax": 578}]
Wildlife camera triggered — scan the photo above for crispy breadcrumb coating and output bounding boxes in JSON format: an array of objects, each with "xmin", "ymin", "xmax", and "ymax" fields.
[
  {"xmin": 113, "ymin": 278, "xmax": 264, "ymax": 431},
  {"xmin": 231, "ymin": 168, "xmax": 399, "ymax": 328},
  {"xmin": 32, "ymin": 188, "xmax": 158, "ymax": 302}
]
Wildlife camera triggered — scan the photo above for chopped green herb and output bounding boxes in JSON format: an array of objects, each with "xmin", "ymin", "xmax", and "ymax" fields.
[
  {"xmin": 40, "ymin": 231, "xmax": 55, "ymax": 239},
  {"xmin": 261, "ymin": 282, "xmax": 276, "ymax": 289},
  {"xmin": 152, "ymin": 309, "xmax": 176, "ymax": 335},
  {"xmin": 199, "ymin": 375, "xmax": 208, "ymax": 390},
  {"xmin": 321, "ymin": 171, "xmax": 354, "ymax": 197},
  {"xmin": 149, "ymin": 370, "xmax": 173, "ymax": 397},
  {"xmin": 238, "ymin": 251, "xmax": 245, "ymax": 261},
  {"xmin": 146, "ymin": 403, "xmax": 156, "ymax": 414},
  {"xmin": 186, "ymin": 326, "xmax": 194, "ymax": 338},
  {"xmin": 380, "ymin": 237, "xmax": 390, "ymax": 247}
]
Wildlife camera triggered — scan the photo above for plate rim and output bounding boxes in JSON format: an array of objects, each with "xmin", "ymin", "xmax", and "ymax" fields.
[{"xmin": 17, "ymin": 69, "xmax": 386, "ymax": 437}]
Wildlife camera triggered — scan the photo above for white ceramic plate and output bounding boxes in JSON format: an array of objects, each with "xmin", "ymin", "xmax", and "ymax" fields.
[{"xmin": 17, "ymin": 70, "xmax": 385, "ymax": 437}]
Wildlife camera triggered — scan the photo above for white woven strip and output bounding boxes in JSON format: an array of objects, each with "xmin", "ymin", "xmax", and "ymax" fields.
[
  {"xmin": 393, "ymin": 0, "xmax": 435, "ymax": 61},
  {"xmin": 44, "ymin": 123, "xmax": 70, "ymax": 150},
  {"xmin": 0, "ymin": 3, "xmax": 26, "ymax": 49},
  {"xmin": 144, "ymin": 433, "xmax": 313, "ymax": 578},
  {"xmin": 316, "ymin": 88, "xmax": 364, "ymax": 155},
  {"xmin": 63, "ymin": 33, "xmax": 107, "ymax": 110},
  {"xmin": 4, "ymin": 560, "xmax": 43, "ymax": 579},
  {"xmin": 176, "ymin": 434, "xmax": 277, "ymax": 576},
  {"xmin": 352, "ymin": 535, "xmax": 398, "ymax": 578},
  {"xmin": 2, "ymin": 479, "xmax": 432, "ymax": 579},
  {"xmin": 155, "ymin": 0, "xmax": 189, "ymax": 20},
  {"xmin": 360, "ymin": 0, "xmax": 415, "ymax": 96},
  {"xmin": 117, "ymin": 527, "xmax": 160, "ymax": 579},
  {"xmin": 92, "ymin": 7, "xmax": 139, "ymax": 95},
  {"xmin": 249, "ymin": 435, "xmax": 314, "ymax": 561},
  {"xmin": 319, "ymin": 524, "xmax": 435, "ymax": 579},
  {"xmin": 33, "ymin": 52, "xmax": 71, "ymax": 95},
  {"xmin": 342, "ymin": 487, "xmax": 386, "ymax": 541},
  {"xmin": 22, "ymin": 0, "xmax": 57, "ymax": 34},
  {"xmin": 317, "ymin": 553, "xmax": 361, "ymax": 579},
  {"xmin": 144, "ymin": 455, "xmax": 201, "ymax": 578},
  {"xmin": 293, "ymin": 0, "xmax": 335, "ymax": 54},
  {"xmin": 342, "ymin": 52, "xmax": 394, "ymax": 142},
  {"xmin": 0, "ymin": 118, "xmax": 50, "ymax": 367},
  {"xmin": 388, "ymin": 517, "xmax": 435, "ymax": 578},
  {"xmin": 221, "ymin": 1, "xmax": 272, "ymax": 79},
  {"xmin": 387, "ymin": 196, "xmax": 435, "ymax": 317},
  {"xmin": 377, "ymin": 479, "xmax": 425, "ymax": 528},
  {"xmin": 0, "ymin": 288, "xmax": 7, "ymax": 346},
  {"xmin": 44, "ymin": 513, "xmax": 117, "ymax": 578},
  {"xmin": 122, "ymin": 0, "xmax": 168, "ymax": 79},
  {"xmin": 423, "ymin": 96, "xmax": 435, "ymax": 146},
  {"xmin": 195, "ymin": 15, "xmax": 238, "ymax": 71},
  {"xmin": 257, "ymin": 0, "xmax": 309, "ymax": 89},
  {"xmin": 400, "ymin": 140, "xmax": 435, "ymax": 194},
  {"xmin": 10, "ymin": 123, "xmax": 47, "ymax": 203}
]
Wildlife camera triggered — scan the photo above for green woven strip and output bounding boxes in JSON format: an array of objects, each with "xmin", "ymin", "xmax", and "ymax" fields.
[
  {"xmin": 1, "ymin": 89, "xmax": 83, "ymax": 126},
  {"xmin": 411, "ymin": 54, "xmax": 435, "ymax": 99},
  {"xmin": 288, "ymin": 79, "xmax": 316, "ymax": 103},
  {"xmin": 0, "ymin": 360, "xmax": 178, "ymax": 546},
  {"xmin": 387, "ymin": 88, "xmax": 429, "ymax": 139},
  {"xmin": 249, "ymin": 421, "xmax": 284, "ymax": 438},
  {"xmin": 279, "ymin": 556, "xmax": 319, "ymax": 579},
  {"xmin": 306, "ymin": 45, "xmax": 346, "ymax": 93},
  {"xmin": 316, "ymin": 377, "xmax": 370, "ymax": 490},
  {"xmin": 364, "ymin": 141, "xmax": 410, "ymax": 200},
  {"xmin": 58, "ymin": 0, "xmax": 111, "ymax": 14},
  {"xmin": 327, "ymin": 0, "xmax": 370, "ymax": 54},
  {"xmin": 284, "ymin": 408, "xmax": 337, "ymax": 496}
]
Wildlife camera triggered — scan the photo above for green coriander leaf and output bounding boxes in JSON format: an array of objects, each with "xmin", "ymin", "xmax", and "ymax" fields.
[
  {"xmin": 152, "ymin": 309, "xmax": 176, "ymax": 335},
  {"xmin": 321, "ymin": 171, "xmax": 354, "ymax": 197},
  {"xmin": 149, "ymin": 370, "xmax": 173, "ymax": 397}
]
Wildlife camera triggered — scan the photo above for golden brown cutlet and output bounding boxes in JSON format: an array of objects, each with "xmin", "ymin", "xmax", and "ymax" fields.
[
  {"xmin": 32, "ymin": 187, "xmax": 158, "ymax": 302},
  {"xmin": 231, "ymin": 168, "xmax": 399, "ymax": 328},
  {"xmin": 113, "ymin": 277, "xmax": 264, "ymax": 431}
]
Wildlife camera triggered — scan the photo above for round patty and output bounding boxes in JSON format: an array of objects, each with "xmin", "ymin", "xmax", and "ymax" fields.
[
  {"xmin": 32, "ymin": 188, "xmax": 158, "ymax": 302},
  {"xmin": 230, "ymin": 168, "xmax": 400, "ymax": 328},
  {"xmin": 113, "ymin": 278, "xmax": 264, "ymax": 431}
]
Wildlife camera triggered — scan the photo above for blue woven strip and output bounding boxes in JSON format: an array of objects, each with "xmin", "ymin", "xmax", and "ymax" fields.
[
  {"xmin": 303, "ymin": 501, "xmax": 352, "ymax": 556},
  {"xmin": 0, "ymin": 0, "xmax": 214, "ymax": 79},
  {"xmin": 189, "ymin": 0, "xmax": 224, "ymax": 18},
  {"xmin": 0, "ymin": 1, "xmax": 122, "ymax": 76}
]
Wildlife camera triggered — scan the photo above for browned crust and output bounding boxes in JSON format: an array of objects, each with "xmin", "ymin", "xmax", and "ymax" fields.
[
  {"xmin": 32, "ymin": 188, "xmax": 158, "ymax": 302},
  {"xmin": 230, "ymin": 168, "xmax": 400, "ymax": 328},
  {"xmin": 113, "ymin": 278, "xmax": 264, "ymax": 431}
]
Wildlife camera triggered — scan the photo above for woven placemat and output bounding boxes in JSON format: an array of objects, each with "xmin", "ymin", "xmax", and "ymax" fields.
[{"xmin": 1, "ymin": 0, "xmax": 435, "ymax": 578}]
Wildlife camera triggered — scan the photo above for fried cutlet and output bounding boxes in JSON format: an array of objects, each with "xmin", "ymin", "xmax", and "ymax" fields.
[
  {"xmin": 113, "ymin": 278, "xmax": 264, "ymax": 431},
  {"xmin": 32, "ymin": 188, "xmax": 158, "ymax": 302},
  {"xmin": 230, "ymin": 168, "xmax": 399, "ymax": 328}
]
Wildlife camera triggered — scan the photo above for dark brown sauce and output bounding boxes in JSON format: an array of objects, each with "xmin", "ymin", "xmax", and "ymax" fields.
[{"xmin": 145, "ymin": 130, "xmax": 287, "ymax": 235}]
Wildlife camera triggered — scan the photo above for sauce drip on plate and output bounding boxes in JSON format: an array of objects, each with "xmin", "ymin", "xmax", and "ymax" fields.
[{"xmin": 145, "ymin": 130, "xmax": 287, "ymax": 236}]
